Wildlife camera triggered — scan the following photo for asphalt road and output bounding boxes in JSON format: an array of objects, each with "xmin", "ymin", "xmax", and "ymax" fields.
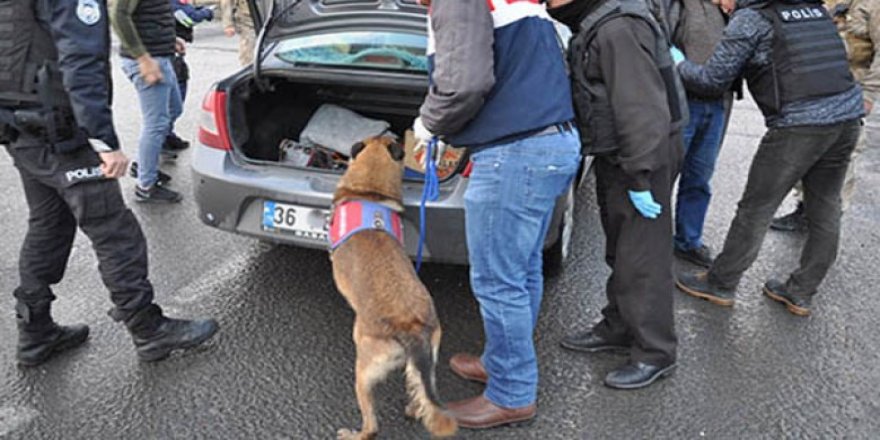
[{"xmin": 1, "ymin": 24, "xmax": 879, "ymax": 440}]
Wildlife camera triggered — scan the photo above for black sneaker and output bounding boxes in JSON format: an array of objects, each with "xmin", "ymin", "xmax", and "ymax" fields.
[
  {"xmin": 770, "ymin": 202, "xmax": 808, "ymax": 233},
  {"xmin": 130, "ymin": 162, "xmax": 172, "ymax": 186},
  {"xmin": 163, "ymin": 134, "xmax": 191, "ymax": 151},
  {"xmin": 763, "ymin": 279, "xmax": 812, "ymax": 316},
  {"xmin": 674, "ymin": 244, "xmax": 714, "ymax": 268},
  {"xmin": 675, "ymin": 270, "xmax": 736, "ymax": 307},
  {"xmin": 135, "ymin": 185, "xmax": 183, "ymax": 204},
  {"xmin": 132, "ymin": 318, "xmax": 219, "ymax": 362}
]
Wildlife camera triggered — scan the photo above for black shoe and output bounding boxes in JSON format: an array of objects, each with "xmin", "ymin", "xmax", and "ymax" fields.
[
  {"xmin": 16, "ymin": 302, "xmax": 90, "ymax": 367},
  {"xmin": 125, "ymin": 305, "xmax": 219, "ymax": 362},
  {"xmin": 160, "ymin": 149, "xmax": 179, "ymax": 160},
  {"xmin": 135, "ymin": 185, "xmax": 182, "ymax": 204},
  {"xmin": 674, "ymin": 244, "xmax": 714, "ymax": 268},
  {"xmin": 604, "ymin": 361, "xmax": 676, "ymax": 390},
  {"xmin": 129, "ymin": 162, "xmax": 172, "ymax": 186},
  {"xmin": 676, "ymin": 271, "xmax": 736, "ymax": 307},
  {"xmin": 770, "ymin": 202, "xmax": 808, "ymax": 233},
  {"xmin": 163, "ymin": 134, "xmax": 190, "ymax": 151},
  {"xmin": 560, "ymin": 329, "xmax": 629, "ymax": 353},
  {"xmin": 763, "ymin": 279, "xmax": 812, "ymax": 316}
]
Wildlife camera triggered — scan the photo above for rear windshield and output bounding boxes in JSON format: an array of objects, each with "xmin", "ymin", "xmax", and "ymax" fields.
[{"xmin": 275, "ymin": 31, "xmax": 428, "ymax": 73}]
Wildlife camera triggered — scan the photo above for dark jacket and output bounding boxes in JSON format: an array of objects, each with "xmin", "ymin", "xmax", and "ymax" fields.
[
  {"xmin": 579, "ymin": 17, "xmax": 681, "ymax": 190},
  {"xmin": 0, "ymin": 0, "xmax": 120, "ymax": 152},
  {"xmin": 669, "ymin": 0, "xmax": 730, "ymax": 99},
  {"xmin": 111, "ymin": 0, "xmax": 177, "ymax": 59},
  {"xmin": 677, "ymin": 0, "xmax": 864, "ymax": 127}
]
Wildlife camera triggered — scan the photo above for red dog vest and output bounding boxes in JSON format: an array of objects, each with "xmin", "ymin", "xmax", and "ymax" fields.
[{"xmin": 328, "ymin": 200, "xmax": 404, "ymax": 250}]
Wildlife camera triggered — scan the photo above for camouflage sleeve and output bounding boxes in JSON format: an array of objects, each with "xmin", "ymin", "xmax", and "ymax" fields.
[
  {"xmin": 220, "ymin": 0, "xmax": 234, "ymax": 28},
  {"xmin": 850, "ymin": 0, "xmax": 880, "ymax": 99}
]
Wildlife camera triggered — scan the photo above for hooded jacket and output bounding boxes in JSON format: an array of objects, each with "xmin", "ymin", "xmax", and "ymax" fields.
[{"xmin": 677, "ymin": 0, "xmax": 864, "ymax": 127}]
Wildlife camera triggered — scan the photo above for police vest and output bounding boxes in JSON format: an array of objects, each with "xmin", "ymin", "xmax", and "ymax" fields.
[
  {"xmin": 428, "ymin": 0, "xmax": 575, "ymax": 148},
  {"xmin": 568, "ymin": 0, "xmax": 688, "ymax": 156},
  {"xmin": 0, "ymin": 0, "xmax": 68, "ymax": 109},
  {"xmin": 748, "ymin": 0, "xmax": 854, "ymax": 116}
]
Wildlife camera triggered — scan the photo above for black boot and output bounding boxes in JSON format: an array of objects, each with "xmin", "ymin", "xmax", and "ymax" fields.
[
  {"xmin": 770, "ymin": 202, "xmax": 808, "ymax": 232},
  {"xmin": 124, "ymin": 305, "xmax": 219, "ymax": 362},
  {"xmin": 16, "ymin": 302, "xmax": 89, "ymax": 367}
]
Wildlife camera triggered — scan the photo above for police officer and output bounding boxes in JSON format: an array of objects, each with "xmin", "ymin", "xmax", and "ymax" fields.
[
  {"xmin": 548, "ymin": 0, "xmax": 686, "ymax": 390},
  {"xmin": 674, "ymin": 0, "xmax": 864, "ymax": 316},
  {"xmin": 0, "ymin": 0, "xmax": 218, "ymax": 367}
]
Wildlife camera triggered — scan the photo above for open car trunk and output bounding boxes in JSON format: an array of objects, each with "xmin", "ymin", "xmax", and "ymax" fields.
[{"xmin": 226, "ymin": 74, "xmax": 430, "ymax": 172}]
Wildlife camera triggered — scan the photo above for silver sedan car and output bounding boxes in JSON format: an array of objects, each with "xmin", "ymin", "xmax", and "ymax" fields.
[{"xmin": 192, "ymin": 0, "xmax": 589, "ymax": 272}]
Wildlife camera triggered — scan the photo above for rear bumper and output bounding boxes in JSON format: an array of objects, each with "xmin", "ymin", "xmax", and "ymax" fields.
[{"xmin": 191, "ymin": 145, "xmax": 471, "ymax": 264}]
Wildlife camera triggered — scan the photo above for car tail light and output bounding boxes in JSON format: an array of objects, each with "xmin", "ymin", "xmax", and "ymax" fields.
[{"xmin": 198, "ymin": 89, "xmax": 232, "ymax": 151}]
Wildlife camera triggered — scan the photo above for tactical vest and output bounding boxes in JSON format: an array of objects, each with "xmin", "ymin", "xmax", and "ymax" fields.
[
  {"xmin": 0, "ymin": 0, "xmax": 67, "ymax": 109},
  {"xmin": 748, "ymin": 0, "xmax": 855, "ymax": 116},
  {"xmin": 568, "ymin": 0, "xmax": 688, "ymax": 156},
  {"xmin": 119, "ymin": 0, "xmax": 177, "ymax": 59}
]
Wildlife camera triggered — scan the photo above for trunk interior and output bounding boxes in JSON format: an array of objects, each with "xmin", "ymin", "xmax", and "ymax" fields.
[{"xmin": 227, "ymin": 75, "xmax": 426, "ymax": 168}]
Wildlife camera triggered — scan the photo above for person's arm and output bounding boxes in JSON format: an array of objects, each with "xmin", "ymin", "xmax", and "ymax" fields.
[
  {"xmin": 37, "ymin": 0, "xmax": 120, "ymax": 152},
  {"xmin": 417, "ymin": 0, "xmax": 495, "ymax": 137},
  {"xmin": 677, "ymin": 9, "xmax": 768, "ymax": 97},
  {"xmin": 221, "ymin": 0, "xmax": 234, "ymax": 29},
  {"xmin": 594, "ymin": 19, "xmax": 672, "ymax": 190},
  {"xmin": 850, "ymin": 0, "xmax": 880, "ymax": 105},
  {"xmin": 110, "ymin": 0, "xmax": 148, "ymax": 59}
]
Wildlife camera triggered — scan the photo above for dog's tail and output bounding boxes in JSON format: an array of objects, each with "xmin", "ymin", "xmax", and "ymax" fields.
[{"xmin": 397, "ymin": 328, "xmax": 444, "ymax": 408}]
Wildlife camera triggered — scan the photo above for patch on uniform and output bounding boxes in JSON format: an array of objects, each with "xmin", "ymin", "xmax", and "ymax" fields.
[
  {"xmin": 76, "ymin": 0, "xmax": 102, "ymax": 26},
  {"xmin": 65, "ymin": 166, "xmax": 104, "ymax": 184},
  {"xmin": 777, "ymin": 6, "xmax": 827, "ymax": 23}
]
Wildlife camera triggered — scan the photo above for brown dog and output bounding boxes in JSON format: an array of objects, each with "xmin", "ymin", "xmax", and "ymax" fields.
[{"xmin": 330, "ymin": 136, "xmax": 457, "ymax": 440}]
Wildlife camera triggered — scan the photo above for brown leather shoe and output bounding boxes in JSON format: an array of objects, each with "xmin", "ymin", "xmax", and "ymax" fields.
[
  {"xmin": 450, "ymin": 353, "xmax": 488, "ymax": 384},
  {"xmin": 446, "ymin": 395, "xmax": 536, "ymax": 430}
]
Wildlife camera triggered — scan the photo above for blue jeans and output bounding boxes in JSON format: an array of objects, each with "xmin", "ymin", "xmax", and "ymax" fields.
[
  {"xmin": 121, "ymin": 56, "xmax": 182, "ymax": 189},
  {"xmin": 464, "ymin": 129, "xmax": 581, "ymax": 408},
  {"xmin": 674, "ymin": 99, "xmax": 726, "ymax": 251}
]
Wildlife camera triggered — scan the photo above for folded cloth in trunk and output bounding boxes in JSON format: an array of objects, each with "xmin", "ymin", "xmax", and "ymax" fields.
[{"xmin": 299, "ymin": 104, "xmax": 393, "ymax": 156}]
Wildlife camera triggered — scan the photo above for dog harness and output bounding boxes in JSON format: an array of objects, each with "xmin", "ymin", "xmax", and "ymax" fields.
[{"xmin": 328, "ymin": 200, "xmax": 403, "ymax": 251}]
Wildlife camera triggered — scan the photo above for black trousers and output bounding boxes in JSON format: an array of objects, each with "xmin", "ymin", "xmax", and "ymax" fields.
[
  {"xmin": 5, "ymin": 137, "xmax": 154, "ymax": 322},
  {"xmin": 592, "ymin": 141, "xmax": 682, "ymax": 365},
  {"xmin": 709, "ymin": 120, "xmax": 861, "ymax": 296}
]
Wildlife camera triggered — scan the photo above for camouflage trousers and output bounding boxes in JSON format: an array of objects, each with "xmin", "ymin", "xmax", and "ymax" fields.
[{"xmin": 235, "ymin": 23, "xmax": 256, "ymax": 66}]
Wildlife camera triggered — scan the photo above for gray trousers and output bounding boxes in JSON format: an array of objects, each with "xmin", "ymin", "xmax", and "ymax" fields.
[{"xmin": 709, "ymin": 120, "xmax": 862, "ymax": 296}]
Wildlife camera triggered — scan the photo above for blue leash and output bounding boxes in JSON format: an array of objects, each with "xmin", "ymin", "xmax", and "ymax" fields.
[{"xmin": 415, "ymin": 137, "xmax": 440, "ymax": 272}]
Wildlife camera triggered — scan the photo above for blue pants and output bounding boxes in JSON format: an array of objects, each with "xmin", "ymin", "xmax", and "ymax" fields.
[
  {"xmin": 674, "ymin": 99, "xmax": 726, "ymax": 251},
  {"xmin": 121, "ymin": 56, "xmax": 183, "ymax": 189},
  {"xmin": 464, "ymin": 129, "xmax": 580, "ymax": 408}
]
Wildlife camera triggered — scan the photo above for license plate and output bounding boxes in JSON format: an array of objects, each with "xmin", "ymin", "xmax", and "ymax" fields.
[{"xmin": 262, "ymin": 201, "xmax": 330, "ymax": 242}]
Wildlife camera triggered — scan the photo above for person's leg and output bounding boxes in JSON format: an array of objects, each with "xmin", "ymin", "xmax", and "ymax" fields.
[
  {"xmin": 675, "ymin": 100, "xmax": 725, "ymax": 252},
  {"xmin": 464, "ymin": 132, "xmax": 579, "ymax": 409},
  {"xmin": 675, "ymin": 100, "xmax": 707, "ymax": 250},
  {"xmin": 840, "ymin": 124, "xmax": 867, "ymax": 211},
  {"xmin": 121, "ymin": 57, "xmax": 174, "ymax": 189},
  {"xmin": 606, "ymin": 158, "xmax": 678, "ymax": 366},
  {"xmin": 709, "ymin": 126, "xmax": 836, "ymax": 289},
  {"xmin": 788, "ymin": 121, "xmax": 860, "ymax": 296},
  {"xmin": 237, "ymin": 23, "xmax": 256, "ymax": 66}
]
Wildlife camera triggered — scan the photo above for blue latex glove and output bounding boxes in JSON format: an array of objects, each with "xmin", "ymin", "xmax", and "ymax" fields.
[
  {"xmin": 628, "ymin": 190, "xmax": 662, "ymax": 219},
  {"xmin": 670, "ymin": 46, "xmax": 685, "ymax": 65}
]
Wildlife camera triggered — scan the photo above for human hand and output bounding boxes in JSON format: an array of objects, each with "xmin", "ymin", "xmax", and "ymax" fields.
[
  {"xmin": 224, "ymin": 26, "xmax": 236, "ymax": 37},
  {"xmin": 670, "ymin": 46, "xmax": 685, "ymax": 65},
  {"xmin": 137, "ymin": 55, "xmax": 162, "ymax": 85},
  {"xmin": 99, "ymin": 150, "xmax": 130, "ymax": 179},
  {"xmin": 175, "ymin": 37, "xmax": 186, "ymax": 55},
  {"xmin": 412, "ymin": 117, "xmax": 447, "ymax": 167},
  {"xmin": 628, "ymin": 190, "xmax": 662, "ymax": 219},
  {"xmin": 174, "ymin": 9, "xmax": 195, "ymax": 27}
]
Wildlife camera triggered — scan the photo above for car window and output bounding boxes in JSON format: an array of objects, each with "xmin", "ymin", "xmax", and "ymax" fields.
[{"xmin": 275, "ymin": 32, "xmax": 428, "ymax": 73}]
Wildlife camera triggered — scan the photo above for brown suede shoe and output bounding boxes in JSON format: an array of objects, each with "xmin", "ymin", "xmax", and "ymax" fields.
[
  {"xmin": 446, "ymin": 395, "xmax": 536, "ymax": 430},
  {"xmin": 450, "ymin": 353, "xmax": 488, "ymax": 384}
]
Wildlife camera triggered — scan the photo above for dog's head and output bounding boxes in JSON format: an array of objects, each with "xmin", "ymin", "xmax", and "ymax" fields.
[{"xmin": 334, "ymin": 136, "xmax": 406, "ymax": 205}]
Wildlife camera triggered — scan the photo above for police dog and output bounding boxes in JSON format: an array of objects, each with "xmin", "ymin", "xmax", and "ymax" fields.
[{"xmin": 331, "ymin": 136, "xmax": 457, "ymax": 440}]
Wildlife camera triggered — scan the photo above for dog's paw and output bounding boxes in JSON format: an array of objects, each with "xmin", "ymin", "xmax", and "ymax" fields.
[
  {"xmin": 405, "ymin": 401, "xmax": 420, "ymax": 419},
  {"xmin": 337, "ymin": 428, "xmax": 359, "ymax": 440}
]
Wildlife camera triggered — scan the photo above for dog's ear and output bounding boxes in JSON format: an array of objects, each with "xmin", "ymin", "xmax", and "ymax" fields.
[
  {"xmin": 350, "ymin": 141, "xmax": 366, "ymax": 160},
  {"xmin": 387, "ymin": 141, "xmax": 405, "ymax": 162}
]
